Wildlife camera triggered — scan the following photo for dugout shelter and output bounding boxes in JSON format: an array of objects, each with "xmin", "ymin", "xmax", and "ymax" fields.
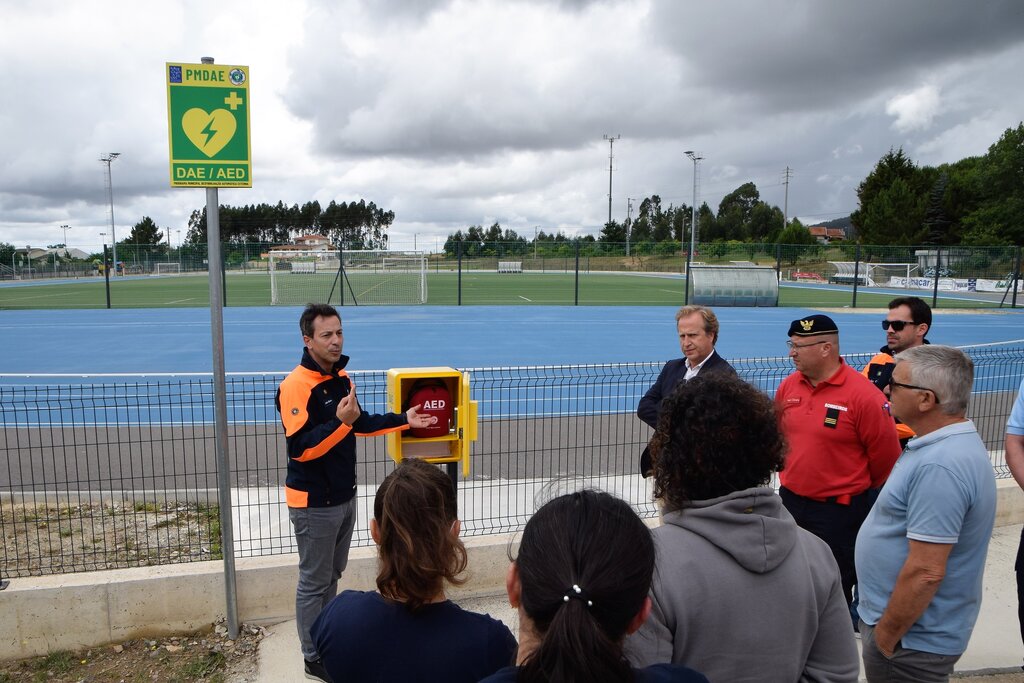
[{"xmin": 688, "ymin": 264, "xmax": 779, "ymax": 307}]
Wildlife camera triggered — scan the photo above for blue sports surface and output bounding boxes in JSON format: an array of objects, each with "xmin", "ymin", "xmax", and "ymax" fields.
[{"xmin": 1, "ymin": 305, "xmax": 1022, "ymax": 374}]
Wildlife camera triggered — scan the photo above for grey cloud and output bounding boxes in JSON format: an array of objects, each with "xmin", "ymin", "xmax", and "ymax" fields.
[{"xmin": 648, "ymin": 0, "xmax": 1024, "ymax": 113}]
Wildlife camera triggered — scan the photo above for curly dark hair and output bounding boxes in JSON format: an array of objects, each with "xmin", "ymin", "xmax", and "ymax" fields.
[{"xmin": 651, "ymin": 373, "xmax": 786, "ymax": 511}]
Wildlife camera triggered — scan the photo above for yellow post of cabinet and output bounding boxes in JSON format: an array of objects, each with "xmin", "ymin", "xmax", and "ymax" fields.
[{"xmin": 385, "ymin": 367, "xmax": 478, "ymax": 477}]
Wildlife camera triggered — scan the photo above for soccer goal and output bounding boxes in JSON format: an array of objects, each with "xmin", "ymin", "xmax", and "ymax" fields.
[
  {"xmin": 269, "ymin": 252, "xmax": 428, "ymax": 305},
  {"xmin": 865, "ymin": 263, "xmax": 921, "ymax": 289},
  {"xmin": 154, "ymin": 262, "xmax": 182, "ymax": 275}
]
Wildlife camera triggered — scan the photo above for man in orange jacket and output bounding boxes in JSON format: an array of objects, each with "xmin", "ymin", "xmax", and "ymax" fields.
[
  {"xmin": 862, "ymin": 296, "xmax": 931, "ymax": 448},
  {"xmin": 276, "ymin": 303, "xmax": 432, "ymax": 682}
]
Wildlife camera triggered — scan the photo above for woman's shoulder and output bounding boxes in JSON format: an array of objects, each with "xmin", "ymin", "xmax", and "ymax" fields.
[
  {"xmin": 638, "ymin": 663, "xmax": 710, "ymax": 683},
  {"xmin": 442, "ymin": 602, "xmax": 516, "ymax": 639}
]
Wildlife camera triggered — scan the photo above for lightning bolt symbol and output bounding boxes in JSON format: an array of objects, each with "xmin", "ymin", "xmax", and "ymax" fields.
[{"xmin": 200, "ymin": 116, "xmax": 218, "ymax": 147}]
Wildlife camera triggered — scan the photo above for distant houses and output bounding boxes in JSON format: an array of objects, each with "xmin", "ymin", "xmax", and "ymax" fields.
[
  {"xmin": 262, "ymin": 234, "xmax": 335, "ymax": 260},
  {"xmin": 807, "ymin": 226, "xmax": 846, "ymax": 244},
  {"xmin": 15, "ymin": 246, "xmax": 91, "ymax": 261}
]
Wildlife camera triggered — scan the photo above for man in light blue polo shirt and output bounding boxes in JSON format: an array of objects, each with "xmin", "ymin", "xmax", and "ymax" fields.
[
  {"xmin": 1005, "ymin": 376, "xmax": 1024, "ymax": 669},
  {"xmin": 855, "ymin": 345, "xmax": 996, "ymax": 683}
]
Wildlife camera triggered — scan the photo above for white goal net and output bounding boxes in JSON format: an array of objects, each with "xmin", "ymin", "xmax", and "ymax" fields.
[
  {"xmin": 154, "ymin": 262, "xmax": 181, "ymax": 275},
  {"xmin": 269, "ymin": 251, "xmax": 428, "ymax": 305}
]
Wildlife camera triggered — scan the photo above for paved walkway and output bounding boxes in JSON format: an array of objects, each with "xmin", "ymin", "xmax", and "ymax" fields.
[{"xmin": 255, "ymin": 524, "xmax": 1024, "ymax": 682}]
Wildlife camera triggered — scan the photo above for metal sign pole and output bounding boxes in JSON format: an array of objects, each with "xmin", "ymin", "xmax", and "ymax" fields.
[{"xmin": 201, "ymin": 56, "xmax": 239, "ymax": 641}]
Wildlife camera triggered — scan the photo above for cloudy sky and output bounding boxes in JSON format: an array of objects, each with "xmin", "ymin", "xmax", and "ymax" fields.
[{"xmin": 2, "ymin": 0, "xmax": 1023, "ymax": 253}]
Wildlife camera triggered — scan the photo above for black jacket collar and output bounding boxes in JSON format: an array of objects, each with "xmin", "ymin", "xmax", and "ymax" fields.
[{"xmin": 300, "ymin": 347, "xmax": 350, "ymax": 376}]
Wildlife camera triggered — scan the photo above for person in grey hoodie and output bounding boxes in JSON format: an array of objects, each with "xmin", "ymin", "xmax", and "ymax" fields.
[{"xmin": 625, "ymin": 373, "xmax": 859, "ymax": 683}]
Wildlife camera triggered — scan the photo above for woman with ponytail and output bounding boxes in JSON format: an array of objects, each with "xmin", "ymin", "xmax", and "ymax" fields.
[
  {"xmin": 482, "ymin": 490, "xmax": 708, "ymax": 683},
  {"xmin": 311, "ymin": 458, "xmax": 516, "ymax": 682}
]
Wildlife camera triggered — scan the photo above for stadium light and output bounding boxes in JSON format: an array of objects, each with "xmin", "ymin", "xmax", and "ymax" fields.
[
  {"xmin": 685, "ymin": 151, "xmax": 703, "ymax": 262},
  {"xmin": 603, "ymin": 135, "xmax": 620, "ymax": 226},
  {"xmin": 100, "ymin": 153, "xmax": 121, "ymax": 275},
  {"xmin": 60, "ymin": 224, "xmax": 71, "ymax": 257}
]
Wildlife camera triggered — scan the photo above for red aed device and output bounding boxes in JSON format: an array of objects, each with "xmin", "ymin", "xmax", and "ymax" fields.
[{"xmin": 405, "ymin": 379, "xmax": 453, "ymax": 438}]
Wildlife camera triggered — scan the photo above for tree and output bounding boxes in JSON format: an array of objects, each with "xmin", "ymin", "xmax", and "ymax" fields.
[
  {"xmin": 716, "ymin": 182, "xmax": 760, "ymax": 241},
  {"xmin": 124, "ymin": 216, "xmax": 164, "ymax": 246},
  {"xmin": 960, "ymin": 123, "xmax": 1024, "ymax": 245},
  {"xmin": 0, "ymin": 242, "xmax": 14, "ymax": 269},
  {"xmin": 695, "ymin": 203, "xmax": 716, "ymax": 245},
  {"xmin": 749, "ymin": 202, "xmax": 784, "ymax": 243},
  {"xmin": 922, "ymin": 173, "xmax": 953, "ymax": 245},
  {"xmin": 600, "ymin": 220, "xmax": 626, "ymax": 243},
  {"xmin": 850, "ymin": 148, "xmax": 932, "ymax": 244},
  {"xmin": 857, "ymin": 176, "xmax": 929, "ymax": 245},
  {"xmin": 777, "ymin": 219, "xmax": 817, "ymax": 245}
]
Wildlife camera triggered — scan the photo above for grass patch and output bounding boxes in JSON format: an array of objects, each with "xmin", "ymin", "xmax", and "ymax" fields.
[
  {"xmin": 35, "ymin": 650, "xmax": 74, "ymax": 674},
  {"xmin": 0, "ymin": 269, "xmax": 1008, "ymax": 309},
  {"xmin": 178, "ymin": 650, "xmax": 225, "ymax": 678}
]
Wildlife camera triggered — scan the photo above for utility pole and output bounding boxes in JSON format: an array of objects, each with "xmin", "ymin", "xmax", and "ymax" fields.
[
  {"xmin": 100, "ymin": 153, "xmax": 121, "ymax": 275},
  {"xmin": 626, "ymin": 197, "xmax": 636, "ymax": 256},
  {"xmin": 782, "ymin": 166, "xmax": 793, "ymax": 231},
  {"xmin": 603, "ymin": 134, "xmax": 620, "ymax": 226}
]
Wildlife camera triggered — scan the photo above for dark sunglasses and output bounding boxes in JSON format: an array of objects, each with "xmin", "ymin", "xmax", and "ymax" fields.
[
  {"xmin": 886, "ymin": 375, "xmax": 941, "ymax": 404},
  {"xmin": 881, "ymin": 320, "xmax": 916, "ymax": 331}
]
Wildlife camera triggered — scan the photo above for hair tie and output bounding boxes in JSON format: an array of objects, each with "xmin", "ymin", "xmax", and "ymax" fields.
[{"xmin": 562, "ymin": 583, "xmax": 593, "ymax": 608}]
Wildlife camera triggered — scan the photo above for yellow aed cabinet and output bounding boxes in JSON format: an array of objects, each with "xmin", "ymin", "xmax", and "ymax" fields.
[{"xmin": 385, "ymin": 367, "xmax": 478, "ymax": 477}]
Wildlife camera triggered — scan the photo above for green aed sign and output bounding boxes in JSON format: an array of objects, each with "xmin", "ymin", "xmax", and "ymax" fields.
[{"xmin": 166, "ymin": 62, "xmax": 251, "ymax": 188}]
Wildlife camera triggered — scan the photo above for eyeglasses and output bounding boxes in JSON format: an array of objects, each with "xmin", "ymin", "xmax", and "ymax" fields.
[
  {"xmin": 886, "ymin": 376, "xmax": 941, "ymax": 404},
  {"xmin": 881, "ymin": 320, "xmax": 917, "ymax": 331},
  {"xmin": 786, "ymin": 340, "xmax": 828, "ymax": 350}
]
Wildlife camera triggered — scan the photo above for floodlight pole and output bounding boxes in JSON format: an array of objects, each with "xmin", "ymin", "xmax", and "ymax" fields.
[
  {"xmin": 60, "ymin": 224, "xmax": 71, "ymax": 258},
  {"xmin": 100, "ymin": 153, "xmax": 121, "ymax": 275},
  {"xmin": 603, "ymin": 135, "xmax": 620, "ymax": 226},
  {"xmin": 684, "ymin": 151, "xmax": 703, "ymax": 305}
]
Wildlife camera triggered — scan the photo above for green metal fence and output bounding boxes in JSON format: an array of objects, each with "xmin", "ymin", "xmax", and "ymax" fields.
[{"xmin": 1, "ymin": 241, "xmax": 1020, "ymax": 310}]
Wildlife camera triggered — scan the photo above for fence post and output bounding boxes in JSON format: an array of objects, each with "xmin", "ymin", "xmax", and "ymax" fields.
[
  {"xmin": 574, "ymin": 240, "xmax": 580, "ymax": 305},
  {"xmin": 457, "ymin": 240, "xmax": 463, "ymax": 306},
  {"xmin": 1013, "ymin": 246, "xmax": 1022, "ymax": 309},
  {"xmin": 852, "ymin": 244, "xmax": 861, "ymax": 308},
  {"xmin": 931, "ymin": 246, "xmax": 942, "ymax": 309},
  {"xmin": 221, "ymin": 242, "xmax": 228, "ymax": 307},
  {"xmin": 684, "ymin": 242, "xmax": 692, "ymax": 305},
  {"xmin": 103, "ymin": 244, "xmax": 112, "ymax": 309},
  {"xmin": 775, "ymin": 243, "xmax": 782, "ymax": 284}
]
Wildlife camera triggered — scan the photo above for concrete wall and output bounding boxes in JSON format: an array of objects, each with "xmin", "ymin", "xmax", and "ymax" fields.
[
  {"xmin": 1, "ymin": 533, "xmax": 516, "ymax": 660},
  {"xmin": 2, "ymin": 480, "xmax": 1021, "ymax": 661}
]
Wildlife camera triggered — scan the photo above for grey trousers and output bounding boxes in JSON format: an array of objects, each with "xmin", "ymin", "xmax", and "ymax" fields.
[
  {"xmin": 290, "ymin": 500, "xmax": 357, "ymax": 661},
  {"xmin": 860, "ymin": 620, "xmax": 961, "ymax": 683}
]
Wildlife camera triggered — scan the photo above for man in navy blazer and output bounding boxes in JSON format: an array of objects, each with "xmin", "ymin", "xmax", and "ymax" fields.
[{"xmin": 638, "ymin": 304, "xmax": 736, "ymax": 476}]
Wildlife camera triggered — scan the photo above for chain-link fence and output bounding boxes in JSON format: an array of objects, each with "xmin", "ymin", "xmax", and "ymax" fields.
[
  {"xmin": 2, "ymin": 343, "xmax": 1021, "ymax": 579},
  {"xmin": 1, "ymin": 242, "xmax": 1021, "ymax": 309}
]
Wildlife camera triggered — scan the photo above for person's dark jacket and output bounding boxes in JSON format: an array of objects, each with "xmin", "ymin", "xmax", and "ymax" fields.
[
  {"xmin": 276, "ymin": 349, "xmax": 408, "ymax": 508},
  {"xmin": 637, "ymin": 351, "xmax": 736, "ymax": 476}
]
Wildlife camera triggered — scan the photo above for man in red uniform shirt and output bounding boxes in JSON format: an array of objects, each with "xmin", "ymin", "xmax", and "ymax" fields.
[{"xmin": 776, "ymin": 314, "xmax": 901, "ymax": 608}]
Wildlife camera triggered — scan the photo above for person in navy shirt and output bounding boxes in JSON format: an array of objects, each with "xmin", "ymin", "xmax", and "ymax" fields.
[
  {"xmin": 480, "ymin": 490, "xmax": 708, "ymax": 683},
  {"xmin": 311, "ymin": 459, "xmax": 516, "ymax": 682}
]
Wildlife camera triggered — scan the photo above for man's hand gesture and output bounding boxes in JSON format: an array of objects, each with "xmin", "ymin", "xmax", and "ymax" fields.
[
  {"xmin": 406, "ymin": 404, "xmax": 434, "ymax": 429},
  {"xmin": 336, "ymin": 378, "xmax": 362, "ymax": 426}
]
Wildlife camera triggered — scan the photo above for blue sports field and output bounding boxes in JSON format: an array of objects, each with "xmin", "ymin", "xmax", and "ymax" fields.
[{"xmin": 1, "ymin": 305, "xmax": 1022, "ymax": 374}]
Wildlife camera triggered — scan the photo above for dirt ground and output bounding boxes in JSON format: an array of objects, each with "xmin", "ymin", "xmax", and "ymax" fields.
[
  {"xmin": 0, "ymin": 618, "xmax": 263, "ymax": 682},
  {"xmin": 1, "ymin": 501, "xmax": 250, "ymax": 681},
  {"xmin": 2, "ymin": 501, "xmax": 220, "ymax": 576}
]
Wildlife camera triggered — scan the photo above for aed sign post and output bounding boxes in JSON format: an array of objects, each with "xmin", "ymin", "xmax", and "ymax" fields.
[{"xmin": 166, "ymin": 62, "xmax": 251, "ymax": 187}]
